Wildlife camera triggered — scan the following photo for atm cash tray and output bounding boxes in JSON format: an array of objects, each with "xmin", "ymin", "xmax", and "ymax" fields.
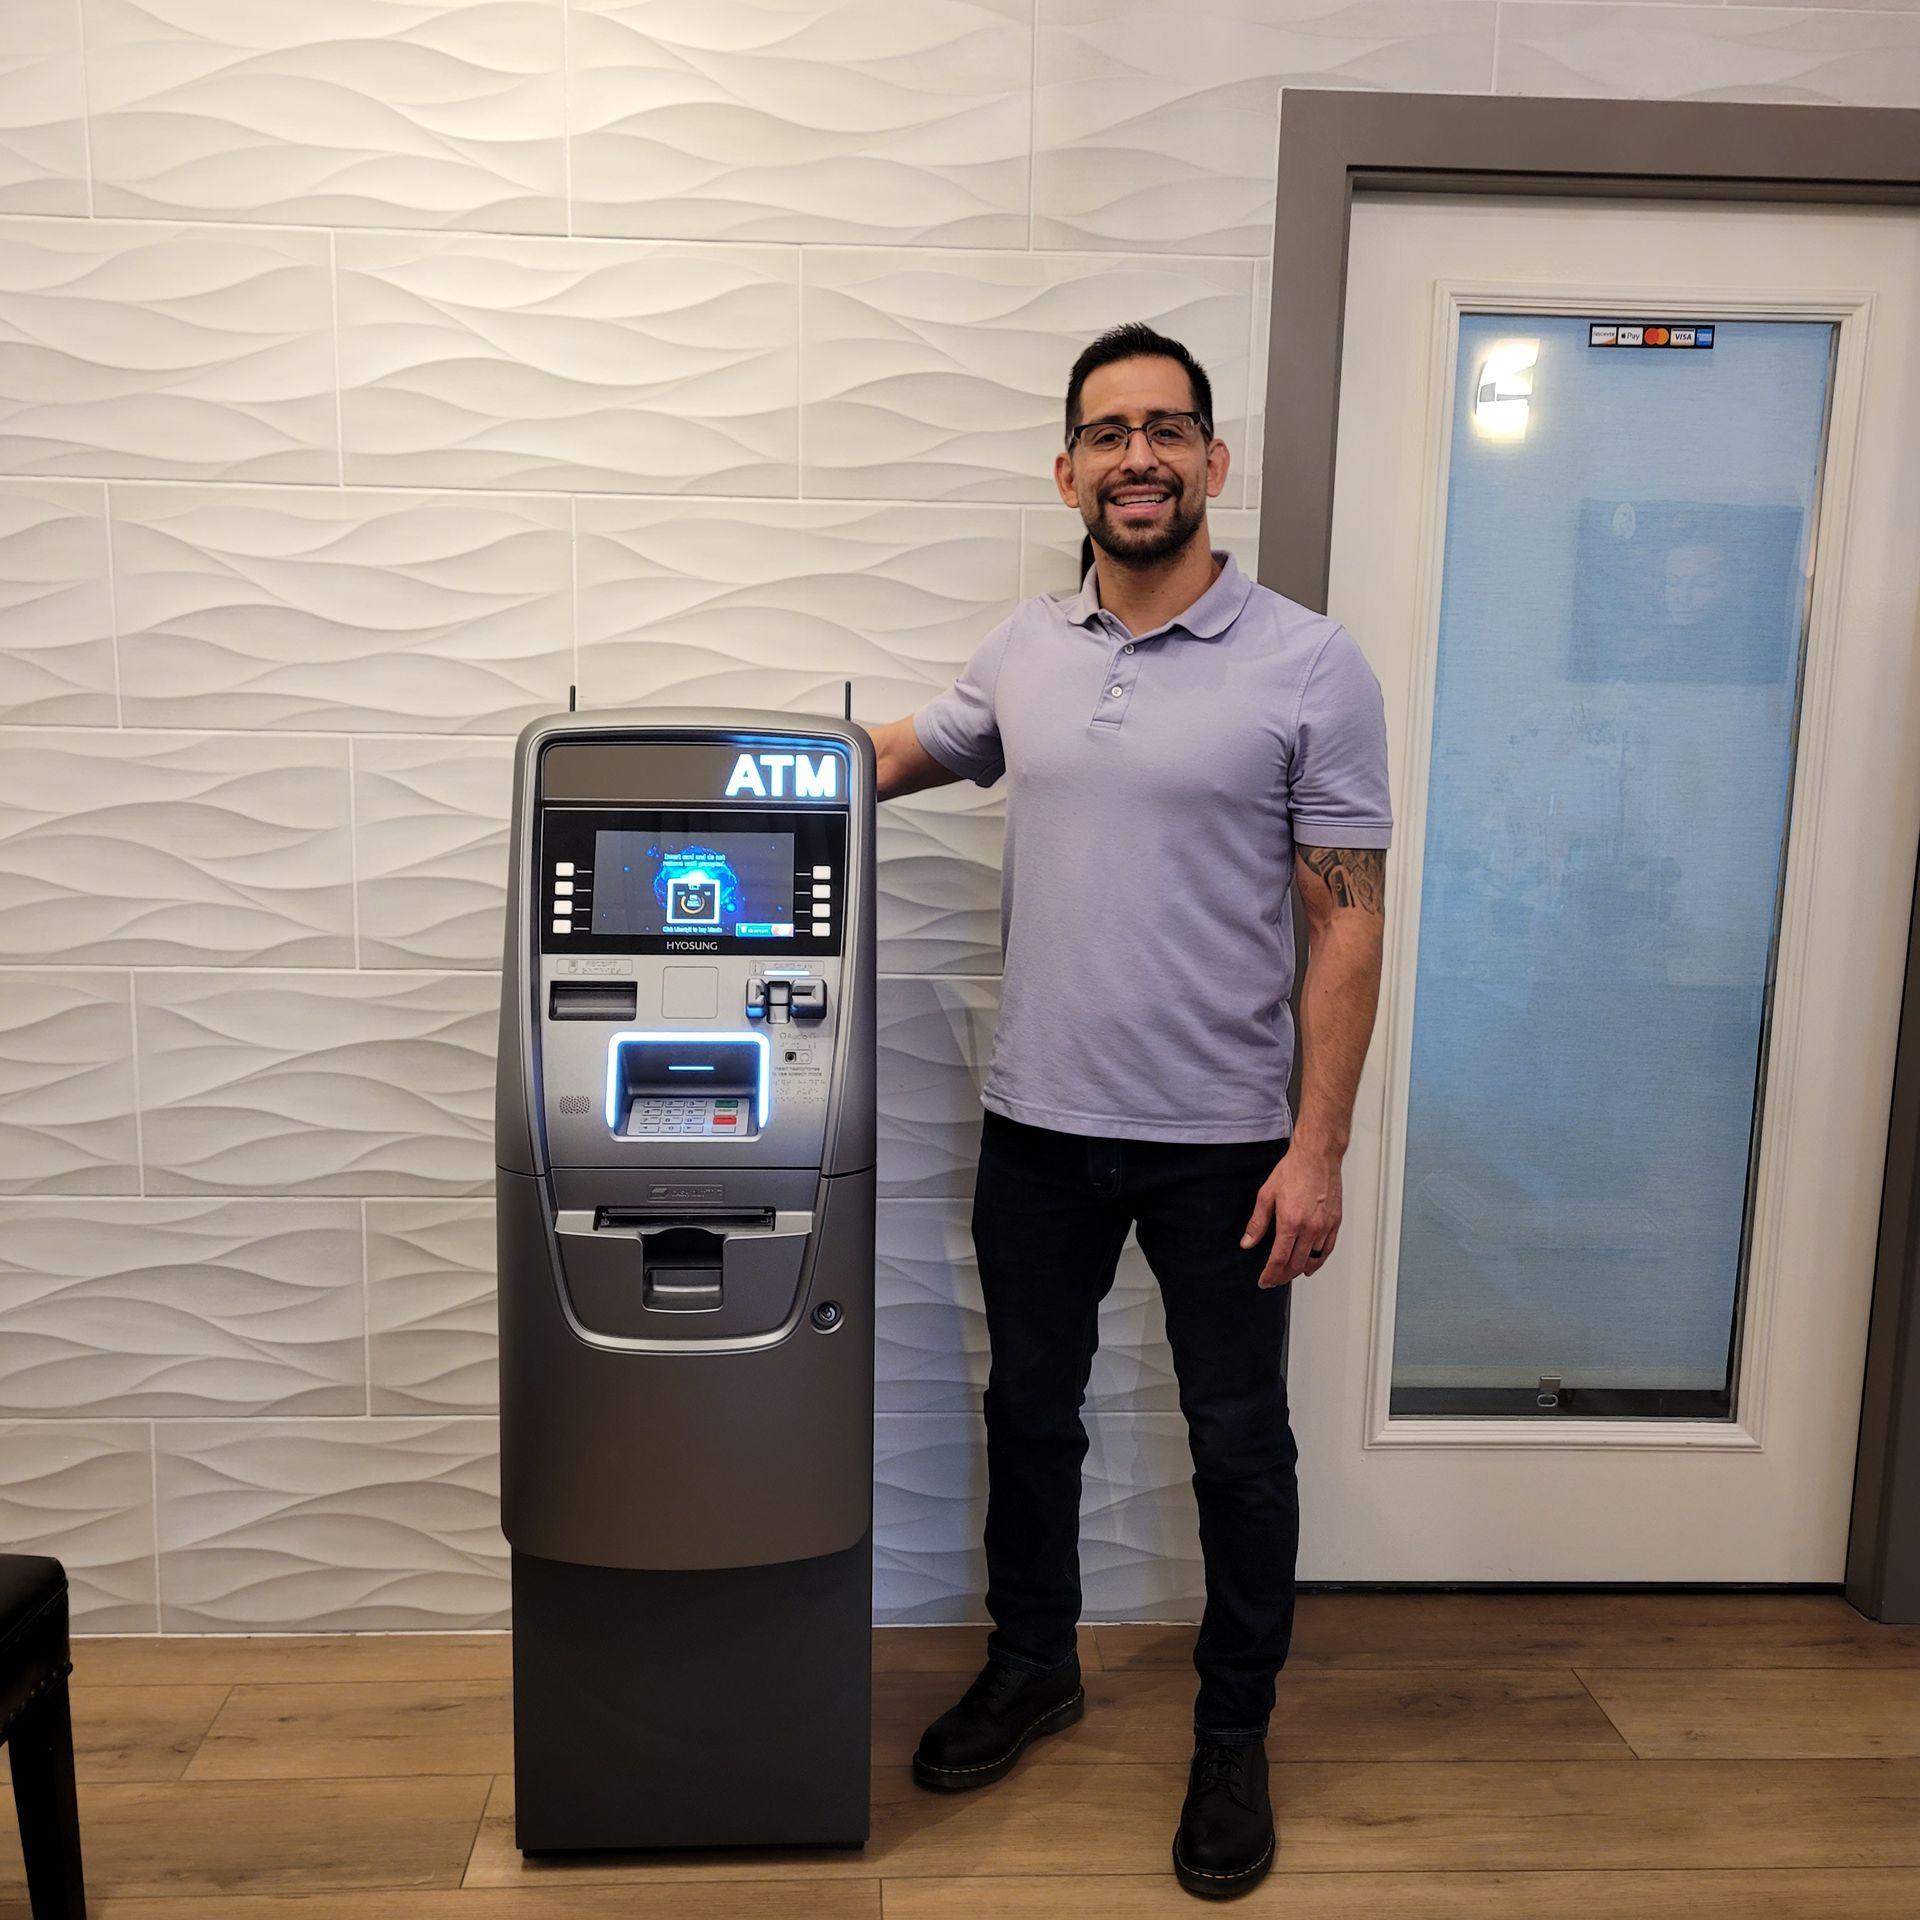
[{"xmin": 553, "ymin": 1207, "xmax": 813, "ymax": 1341}]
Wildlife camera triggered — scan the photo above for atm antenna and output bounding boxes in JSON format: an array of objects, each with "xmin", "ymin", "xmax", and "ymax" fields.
[
  {"xmin": 568, "ymin": 684, "xmax": 577, "ymax": 712},
  {"xmin": 843, "ymin": 679, "xmax": 852, "ymax": 721}
]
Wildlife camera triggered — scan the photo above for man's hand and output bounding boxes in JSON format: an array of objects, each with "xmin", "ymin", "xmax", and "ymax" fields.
[{"xmin": 1240, "ymin": 1140, "xmax": 1343, "ymax": 1288}]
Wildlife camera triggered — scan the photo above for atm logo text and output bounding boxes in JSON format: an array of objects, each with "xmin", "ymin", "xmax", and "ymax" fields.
[{"xmin": 724, "ymin": 751, "xmax": 840, "ymax": 800}]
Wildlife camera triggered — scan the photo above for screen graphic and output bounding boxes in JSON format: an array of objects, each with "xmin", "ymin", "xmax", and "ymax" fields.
[{"xmin": 591, "ymin": 831, "xmax": 797, "ymax": 939}]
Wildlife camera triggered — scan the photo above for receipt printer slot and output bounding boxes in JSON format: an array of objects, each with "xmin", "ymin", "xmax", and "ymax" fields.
[{"xmin": 550, "ymin": 981, "xmax": 638, "ymax": 1021}]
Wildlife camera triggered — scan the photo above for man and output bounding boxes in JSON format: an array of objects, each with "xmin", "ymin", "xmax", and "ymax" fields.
[{"xmin": 866, "ymin": 322, "xmax": 1393, "ymax": 1901}]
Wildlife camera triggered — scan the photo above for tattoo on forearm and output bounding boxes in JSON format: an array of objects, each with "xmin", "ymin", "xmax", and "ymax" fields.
[{"xmin": 1302, "ymin": 846, "xmax": 1386, "ymax": 913}]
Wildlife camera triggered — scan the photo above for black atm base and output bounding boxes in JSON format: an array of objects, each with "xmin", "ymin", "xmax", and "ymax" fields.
[{"xmin": 510, "ymin": 1538, "xmax": 873, "ymax": 1853}]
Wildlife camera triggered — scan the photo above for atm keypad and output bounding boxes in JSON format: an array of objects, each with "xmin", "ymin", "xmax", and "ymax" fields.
[{"xmin": 626, "ymin": 1097, "xmax": 746, "ymax": 1136}]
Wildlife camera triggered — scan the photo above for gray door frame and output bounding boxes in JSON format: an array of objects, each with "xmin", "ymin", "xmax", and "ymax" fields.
[{"xmin": 1261, "ymin": 88, "xmax": 1920, "ymax": 1622}]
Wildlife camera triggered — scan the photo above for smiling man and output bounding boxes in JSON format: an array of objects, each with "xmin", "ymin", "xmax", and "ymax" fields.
[{"xmin": 866, "ymin": 322, "xmax": 1394, "ymax": 1901}]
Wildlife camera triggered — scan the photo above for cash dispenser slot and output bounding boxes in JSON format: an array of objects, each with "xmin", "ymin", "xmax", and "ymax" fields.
[
  {"xmin": 605, "ymin": 1032, "xmax": 770, "ymax": 1139},
  {"xmin": 554, "ymin": 1206, "xmax": 812, "ymax": 1341}
]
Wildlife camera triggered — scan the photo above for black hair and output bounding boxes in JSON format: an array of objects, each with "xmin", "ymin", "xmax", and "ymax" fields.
[{"xmin": 1064, "ymin": 322, "xmax": 1214, "ymax": 441}]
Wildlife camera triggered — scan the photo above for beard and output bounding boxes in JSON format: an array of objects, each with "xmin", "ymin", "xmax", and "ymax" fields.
[{"xmin": 1084, "ymin": 477, "xmax": 1208, "ymax": 566}]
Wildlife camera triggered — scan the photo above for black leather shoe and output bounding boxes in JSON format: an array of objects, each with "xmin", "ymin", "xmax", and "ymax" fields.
[
  {"xmin": 1172, "ymin": 1739, "xmax": 1275, "ymax": 1899},
  {"xmin": 911, "ymin": 1652, "xmax": 1085, "ymax": 1791}
]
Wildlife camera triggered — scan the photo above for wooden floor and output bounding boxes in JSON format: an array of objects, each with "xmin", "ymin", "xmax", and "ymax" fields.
[{"xmin": 4, "ymin": 1593, "xmax": 1920, "ymax": 1918}]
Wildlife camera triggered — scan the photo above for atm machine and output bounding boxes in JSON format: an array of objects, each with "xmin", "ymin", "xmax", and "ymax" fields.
[{"xmin": 495, "ymin": 711, "xmax": 876, "ymax": 1852}]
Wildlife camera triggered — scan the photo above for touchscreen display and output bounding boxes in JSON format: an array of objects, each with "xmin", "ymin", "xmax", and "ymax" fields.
[{"xmin": 591, "ymin": 830, "xmax": 798, "ymax": 939}]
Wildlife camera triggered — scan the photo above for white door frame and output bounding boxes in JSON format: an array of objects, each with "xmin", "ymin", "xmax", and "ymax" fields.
[{"xmin": 1258, "ymin": 87, "xmax": 1920, "ymax": 1621}]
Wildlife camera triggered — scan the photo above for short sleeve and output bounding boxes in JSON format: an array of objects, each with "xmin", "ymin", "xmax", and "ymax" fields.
[
  {"xmin": 911, "ymin": 617, "xmax": 1013, "ymax": 788},
  {"xmin": 1290, "ymin": 624, "xmax": 1393, "ymax": 848}
]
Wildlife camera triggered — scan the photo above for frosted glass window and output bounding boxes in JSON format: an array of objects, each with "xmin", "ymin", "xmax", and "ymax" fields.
[{"xmin": 1390, "ymin": 313, "xmax": 1834, "ymax": 1419}]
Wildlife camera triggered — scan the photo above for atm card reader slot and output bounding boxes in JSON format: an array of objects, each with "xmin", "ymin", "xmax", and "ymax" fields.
[{"xmin": 605, "ymin": 1032, "xmax": 770, "ymax": 1140}]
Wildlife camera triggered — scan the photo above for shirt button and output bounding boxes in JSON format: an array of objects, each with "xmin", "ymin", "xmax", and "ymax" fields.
[
  {"xmin": 1108, "ymin": 685, "xmax": 1123, "ymax": 698},
  {"xmin": 1124, "ymin": 643, "xmax": 1135, "ymax": 653}
]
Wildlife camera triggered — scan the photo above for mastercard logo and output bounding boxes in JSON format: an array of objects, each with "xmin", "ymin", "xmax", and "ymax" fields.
[{"xmin": 1644, "ymin": 325, "xmax": 1671, "ymax": 347}]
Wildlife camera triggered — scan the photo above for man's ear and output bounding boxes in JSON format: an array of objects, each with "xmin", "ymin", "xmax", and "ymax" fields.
[
  {"xmin": 1054, "ymin": 449, "xmax": 1079, "ymax": 508},
  {"xmin": 1206, "ymin": 437, "xmax": 1232, "ymax": 499}
]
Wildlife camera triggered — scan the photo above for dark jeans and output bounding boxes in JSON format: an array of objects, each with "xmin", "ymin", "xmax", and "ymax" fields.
[{"xmin": 970, "ymin": 1105, "xmax": 1299, "ymax": 1743}]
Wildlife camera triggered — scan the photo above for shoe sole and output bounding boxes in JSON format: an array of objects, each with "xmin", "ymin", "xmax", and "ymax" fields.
[
  {"xmin": 1170, "ymin": 1829, "xmax": 1276, "ymax": 1901},
  {"xmin": 910, "ymin": 1689, "xmax": 1086, "ymax": 1792}
]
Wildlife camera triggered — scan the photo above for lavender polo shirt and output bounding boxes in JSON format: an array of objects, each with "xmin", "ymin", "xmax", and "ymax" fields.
[{"xmin": 910, "ymin": 550, "xmax": 1393, "ymax": 1144}]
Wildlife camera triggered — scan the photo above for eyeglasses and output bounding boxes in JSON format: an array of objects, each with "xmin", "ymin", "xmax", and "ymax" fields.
[{"xmin": 1066, "ymin": 411, "xmax": 1212, "ymax": 458}]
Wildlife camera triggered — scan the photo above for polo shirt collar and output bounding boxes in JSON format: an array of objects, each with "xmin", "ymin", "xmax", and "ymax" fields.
[{"xmin": 1065, "ymin": 549, "xmax": 1253, "ymax": 641}]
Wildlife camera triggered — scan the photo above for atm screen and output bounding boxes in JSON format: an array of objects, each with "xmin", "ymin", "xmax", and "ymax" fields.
[{"xmin": 591, "ymin": 830, "xmax": 798, "ymax": 940}]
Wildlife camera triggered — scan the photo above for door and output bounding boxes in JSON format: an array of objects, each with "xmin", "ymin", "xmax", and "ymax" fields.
[{"xmin": 1300, "ymin": 196, "xmax": 1920, "ymax": 1581}]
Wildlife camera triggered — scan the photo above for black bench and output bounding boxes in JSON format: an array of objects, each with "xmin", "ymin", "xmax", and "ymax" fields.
[{"xmin": 1, "ymin": 1556, "xmax": 85, "ymax": 1919}]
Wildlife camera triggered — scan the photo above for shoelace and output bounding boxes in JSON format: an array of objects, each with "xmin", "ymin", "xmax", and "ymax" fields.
[
  {"xmin": 1193, "ymin": 1742, "xmax": 1254, "ymax": 1806},
  {"xmin": 969, "ymin": 1659, "xmax": 1038, "ymax": 1711}
]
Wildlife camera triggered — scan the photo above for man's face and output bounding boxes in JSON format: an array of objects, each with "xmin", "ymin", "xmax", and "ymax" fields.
[
  {"xmin": 1054, "ymin": 356, "xmax": 1231, "ymax": 565},
  {"xmin": 1662, "ymin": 543, "xmax": 1729, "ymax": 626}
]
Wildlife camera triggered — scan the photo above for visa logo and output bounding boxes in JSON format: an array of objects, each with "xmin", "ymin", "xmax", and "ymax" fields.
[{"xmin": 725, "ymin": 751, "xmax": 840, "ymax": 799}]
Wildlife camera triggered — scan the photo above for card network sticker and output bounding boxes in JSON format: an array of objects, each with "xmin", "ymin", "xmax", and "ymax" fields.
[{"xmin": 1590, "ymin": 321, "xmax": 1715, "ymax": 349}]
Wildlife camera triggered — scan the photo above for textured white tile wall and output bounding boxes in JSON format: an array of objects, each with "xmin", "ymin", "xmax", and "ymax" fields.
[{"xmin": 1, "ymin": 0, "xmax": 1917, "ymax": 1629}]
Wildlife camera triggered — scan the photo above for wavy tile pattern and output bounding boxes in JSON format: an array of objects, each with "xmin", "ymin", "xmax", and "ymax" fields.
[
  {"xmin": 1496, "ymin": 5, "xmax": 1920, "ymax": 104},
  {"xmin": 11, "ymin": 0, "xmax": 1905, "ymax": 1633},
  {"xmin": 112, "ymin": 485, "xmax": 573, "ymax": 733},
  {"xmin": 0, "ymin": 219, "xmax": 336, "ymax": 481},
  {"xmin": 0, "ymin": 1200, "xmax": 364, "ymax": 1415},
  {"xmin": 0, "ymin": 0, "xmax": 88, "ymax": 214},
  {"xmin": 576, "ymin": 499, "xmax": 1019, "ymax": 716},
  {"xmin": 800, "ymin": 249, "xmax": 1255, "ymax": 503},
  {"xmin": 154, "ymin": 1418, "xmax": 507, "ymax": 1630},
  {"xmin": 571, "ymin": 0, "xmax": 1030, "ymax": 245},
  {"xmin": 877, "ymin": 975, "xmax": 999, "ymax": 1199},
  {"xmin": 0, "ymin": 730, "xmax": 354, "ymax": 965},
  {"xmin": 1034, "ymin": 0, "xmax": 1498, "ymax": 253},
  {"xmin": 0, "ymin": 973, "xmax": 139, "ymax": 1196},
  {"xmin": 336, "ymin": 233, "xmax": 799, "ymax": 492},
  {"xmin": 88, "ymin": 0, "xmax": 566, "ymax": 231},
  {"xmin": 0, "ymin": 481, "xmax": 116, "ymax": 725},
  {"xmin": 366, "ymin": 1200, "xmax": 499, "ymax": 1413},
  {"xmin": 0, "ymin": 1422, "xmax": 158, "ymax": 1630},
  {"xmin": 135, "ymin": 971, "xmax": 497, "ymax": 1195},
  {"xmin": 354, "ymin": 739, "xmax": 514, "ymax": 969},
  {"xmin": 876, "ymin": 781, "xmax": 1005, "ymax": 976},
  {"xmin": 877, "ymin": 1200, "xmax": 1179, "ymax": 1414},
  {"xmin": 874, "ymin": 1412, "xmax": 1203, "ymax": 1621}
]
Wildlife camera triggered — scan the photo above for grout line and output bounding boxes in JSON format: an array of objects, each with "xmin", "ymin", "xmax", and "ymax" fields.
[
  {"xmin": 361, "ymin": 1197, "xmax": 374, "ymax": 1417},
  {"xmin": 0, "ymin": 470, "xmax": 1073, "ymax": 513},
  {"xmin": 0, "ymin": 205, "xmax": 1287, "ymax": 262},
  {"xmin": 568, "ymin": 492, "xmax": 580, "ymax": 698},
  {"xmin": 147, "ymin": 1419, "xmax": 163, "ymax": 1633},
  {"xmin": 1492, "ymin": 3, "xmax": 1506, "ymax": 92},
  {"xmin": 327, "ymin": 230, "xmax": 346, "ymax": 485},
  {"xmin": 100, "ymin": 480, "xmax": 123, "ymax": 725},
  {"xmin": 72, "ymin": 0, "xmax": 95, "ymax": 220},
  {"xmin": 561, "ymin": 0, "xmax": 575, "ymax": 239},
  {"xmin": 795, "ymin": 256, "xmax": 805, "ymax": 501},
  {"xmin": 1027, "ymin": 0, "xmax": 1040, "ymax": 249},
  {"xmin": 125, "ymin": 966, "xmax": 146, "ymax": 1194},
  {"xmin": 346, "ymin": 735, "xmax": 363, "ymax": 967}
]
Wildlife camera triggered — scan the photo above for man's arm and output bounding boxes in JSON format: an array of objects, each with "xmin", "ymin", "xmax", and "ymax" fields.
[
  {"xmin": 870, "ymin": 715, "xmax": 965, "ymax": 802},
  {"xmin": 1239, "ymin": 844, "xmax": 1388, "ymax": 1287},
  {"xmin": 1291, "ymin": 845, "xmax": 1387, "ymax": 1158}
]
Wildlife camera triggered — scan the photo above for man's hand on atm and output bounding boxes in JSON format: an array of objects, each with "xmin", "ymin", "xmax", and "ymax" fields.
[{"xmin": 870, "ymin": 716, "xmax": 962, "ymax": 801}]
